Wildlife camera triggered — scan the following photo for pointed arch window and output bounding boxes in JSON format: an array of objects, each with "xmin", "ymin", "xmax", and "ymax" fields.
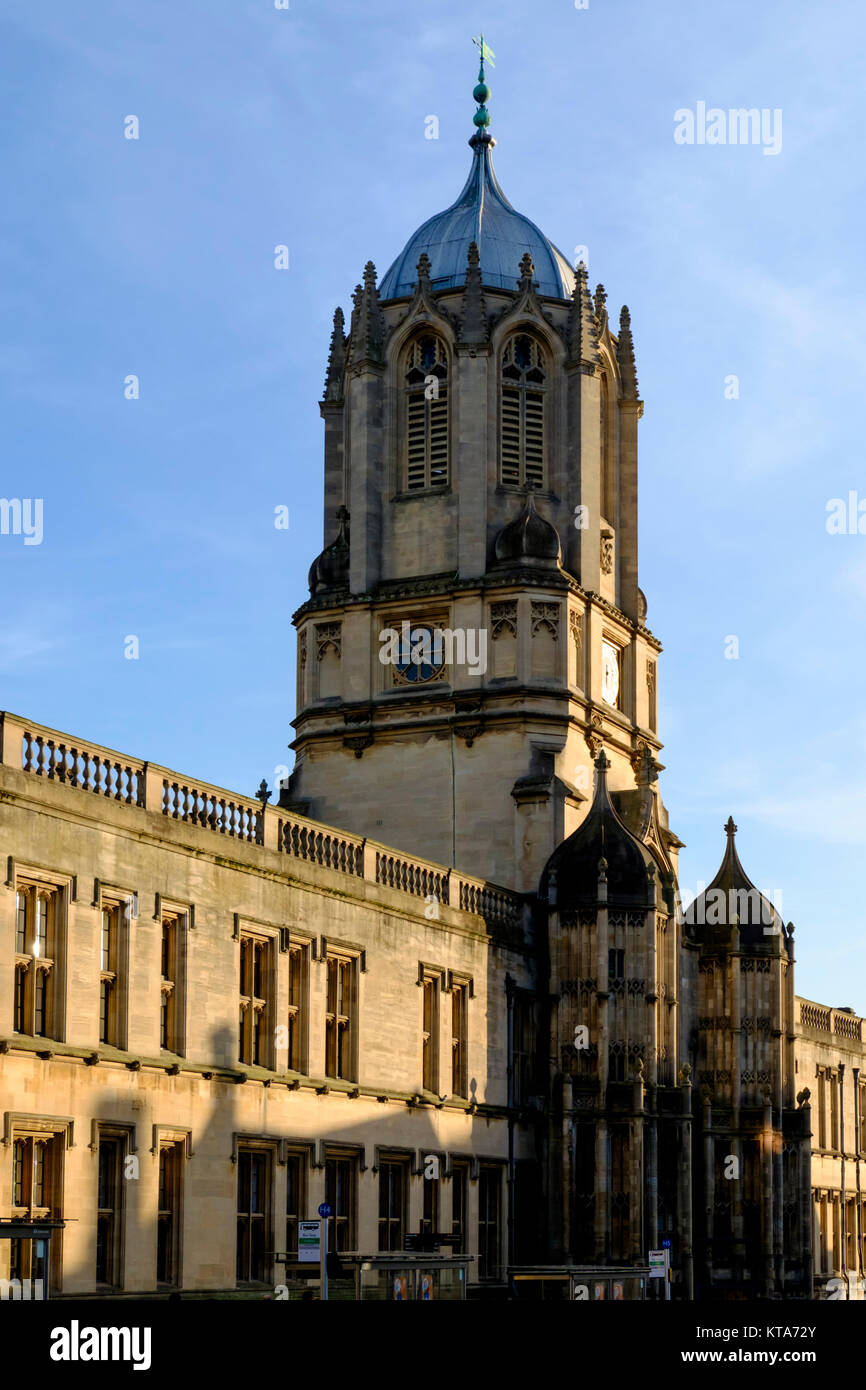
[
  {"xmin": 404, "ymin": 335, "xmax": 449, "ymax": 490},
  {"xmin": 500, "ymin": 333, "xmax": 547, "ymax": 488}
]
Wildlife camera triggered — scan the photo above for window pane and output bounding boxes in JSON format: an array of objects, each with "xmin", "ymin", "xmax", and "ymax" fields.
[
  {"xmin": 13, "ymin": 1140, "xmax": 26, "ymax": 1206},
  {"xmin": 15, "ymin": 893, "xmax": 27, "ymax": 953},
  {"xmin": 36, "ymin": 897, "xmax": 48, "ymax": 954},
  {"xmin": 34, "ymin": 973, "xmax": 46, "ymax": 1036}
]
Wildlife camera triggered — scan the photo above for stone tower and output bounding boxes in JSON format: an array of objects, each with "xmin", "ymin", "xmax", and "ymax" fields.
[
  {"xmin": 540, "ymin": 750, "xmax": 691, "ymax": 1282},
  {"xmin": 284, "ymin": 59, "xmax": 673, "ymax": 894},
  {"xmin": 683, "ymin": 821, "xmax": 812, "ymax": 1297}
]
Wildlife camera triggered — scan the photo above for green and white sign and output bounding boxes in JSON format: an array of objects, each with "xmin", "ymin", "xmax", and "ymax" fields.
[{"xmin": 298, "ymin": 1220, "xmax": 322, "ymax": 1264}]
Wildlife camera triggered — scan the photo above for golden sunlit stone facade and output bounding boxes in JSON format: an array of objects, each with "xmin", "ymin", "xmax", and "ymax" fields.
[
  {"xmin": 0, "ymin": 713, "xmax": 534, "ymax": 1296},
  {"xmin": 2, "ymin": 73, "xmax": 864, "ymax": 1304}
]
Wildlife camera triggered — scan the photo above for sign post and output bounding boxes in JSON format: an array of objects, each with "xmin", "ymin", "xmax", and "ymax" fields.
[
  {"xmin": 317, "ymin": 1202, "xmax": 332, "ymax": 1302},
  {"xmin": 649, "ymin": 1247, "xmax": 671, "ymax": 1300},
  {"xmin": 298, "ymin": 1217, "xmax": 322, "ymax": 1291}
]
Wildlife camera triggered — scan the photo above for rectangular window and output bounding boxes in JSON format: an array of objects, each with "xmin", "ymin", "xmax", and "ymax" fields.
[
  {"xmin": 99, "ymin": 903, "xmax": 125, "ymax": 1047},
  {"xmin": 14, "ymin": 965, "xmax": 26, "ymax": 1033},
  {"xmin": 15, "ymin": 892, "xmax": 26, "ymax": 953},
  {"xmin": 96, "ymin": 1136, "xmax": 124, "ymax": 1288},
  {"xmin": 325, "ymin": 954, "xmax": 357, "ymax": 1081},
  {"xmin": 160, "ymin": 914, "xmax": 183, "ymax": 1053},
  {"xmin": 451, "ymin": 1160, "xmax": 469, "ymax": 1254},
  {"xmin": 236, "ymin": 1149, "xmax": 272, "ymax": 1284},
  {"xmin": 512, "ymin": 994, "xmax": 536, "ymax": 1107},
  {"xmin": 9, "ymin": 1132, "xmax": 62, "ymax": 1288},
  {"xmin": 830, "ymin": 1074, "xmax": 840, "ymax": 1152},
  {"xmin": 239, "ymin": 933, "xmax": 272, "ymax": 1067},
  {"xmin": 34, "ymin": 972, "xmax": 46, "ymax": 1037},
  {"xmin": 478, "ymin": 1166, "xmax": 502, "ymax": 1280},
  {"xmin": 325, "ymin": 1154, "xmax": 356, "ymax": 1253},
  {"xmin": 817, "ymin": 1069, "xmax": 827, "ymax": 1148},
  {"xmin": 378, "ymin": 1158, "xmax": 408, "ymax": 1252},
  {"xmin": 451, "ymin": 983, "xmax": 468, "ymax": 1098},
  {"xmin": 286, "ymin": 943, "xmax": 308, "ymax": 1073},
  {"xmin": 285, "ymin": 1152, "xmax": 305, "ymax": 1257},
  {"xmin": 13, "ymin": 1140, "xmax": 25, "ymax": 1206},
  {"xmin": 157, "ymin": 1144, "xmax": 182, "ymax": 1286},
  {"xmin": 421, "ymin": 1172, "xmax": 439, "ymax": 1239},
  {"xmin": 36, "ymin": 895, "xmax": 48, "ymax": 955},
  {"xmin": 421, "ymin": 974, "xmax": 440, "ymax": 1092},
  {"xmin": 13, "ymin": 882, "xmax": 60, "ymax": 1038},
  {"xmin": 608, "ymin": 948, "xmax": 625, "ymax": 982},
  {"xmin": 608, "ymin": 1045, "xmax": 626, "ymax": 1083}
]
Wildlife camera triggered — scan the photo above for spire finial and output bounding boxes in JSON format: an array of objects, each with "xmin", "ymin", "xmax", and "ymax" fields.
[
  {"xmin": 617, "ymin": 304, "xmax": 640, "ymax": 400},
  {"xmin": 458, "ymin": 241, "xmax": 488, "ymax": 345},
  {"xmin": 322, "ymin": 306, "xmax": 347, "ymax": 403},
  {"xmin": 471, "ymin": 34, "xmax": 494, "ymax": 135},
  {"xmin": 725, "ymin": 815, "xmax": 738, "ymax": 838}
]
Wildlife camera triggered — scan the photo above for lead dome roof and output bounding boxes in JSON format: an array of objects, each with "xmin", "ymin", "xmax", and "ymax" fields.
[{"xmin": 379, "ymin": 56, "xmax": 576, "ymax": 302}]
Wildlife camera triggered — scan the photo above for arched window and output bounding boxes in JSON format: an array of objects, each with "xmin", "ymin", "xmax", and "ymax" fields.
[
  {"xmin": 500, "ymin": 333, "xmax": 547, "ymax": 488},
  {"xmin": 404, "ymin": 335, "xmax": 449, "ymax": 490}
]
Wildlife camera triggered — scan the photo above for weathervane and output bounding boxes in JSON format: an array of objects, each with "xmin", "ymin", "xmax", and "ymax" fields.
[
  {"xmin": 471, "ymin": 35, "xmax": 495, "ymax": 136},
  {"xmin": 472, "ymin": 33, "xmax": 495, "ymax": 72}
]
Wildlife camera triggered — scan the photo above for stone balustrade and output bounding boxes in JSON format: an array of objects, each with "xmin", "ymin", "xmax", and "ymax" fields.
[
  {"xmin": 376, "ymin": 849, "xmax": 449, "ymax": 903},
  {"xmin": 1, "ymin": 710, "xmax": 524, "ymax": 931},
  {"xmin": 799, "ymin": 997, "xmax": 863, "ymax": 1041},
  {"xmin": 277, "ymin": 815, "xmax": 364, "ymax": 876},
  {"xmin": 163, "ymin": 779, "xmax": 261, "ymax": 842},
  {"xmin": 19, "ymin": 726, "xmax": 143, "ymax": 805}
]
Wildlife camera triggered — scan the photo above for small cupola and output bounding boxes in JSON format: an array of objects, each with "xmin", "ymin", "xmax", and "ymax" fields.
[
  {"xmin": 492, "ymin": 490, "xmax": 561, "ymax": 570},
  {"xmin": 683, "ymin": 817, "xmax": 787, "ymax": 950},
  {"xmin": 308, "ymin": 507, "xmax": 350, "ymax": 596},
  {"xmin": 541, "ymin": 751, "xmax": 658, "ymax": 910}
]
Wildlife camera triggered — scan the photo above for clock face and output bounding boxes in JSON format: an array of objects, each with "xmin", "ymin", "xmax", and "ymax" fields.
[
  {"xmin": 601, "ymin": 640, "xmax": 620, "ymax": 706},
  {"xmin": 394, "ymin": 625, "xmax": 445, "ymax": 684}
]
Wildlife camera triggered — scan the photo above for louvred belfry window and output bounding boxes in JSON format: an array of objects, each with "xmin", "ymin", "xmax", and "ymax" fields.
[
  {"xmin": 500, "ymin": 333, "xmax": 546, "ymax": 488},
  {"xmin": 405, "ymin": 335, "xmax": 449, "ymax": 490}
]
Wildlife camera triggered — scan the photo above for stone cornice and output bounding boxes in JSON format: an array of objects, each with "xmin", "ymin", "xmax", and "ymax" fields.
[
  {"xmin": 293, "ymin": 576, "xmax": 662, "ymax": 651},
  {"xmin": 0, "ymin": 1033, "xmax": 527, "ymax": 1119},
  {"xmin": 292, "ymin": 687, "xmax": 658, "ymax": 774}
]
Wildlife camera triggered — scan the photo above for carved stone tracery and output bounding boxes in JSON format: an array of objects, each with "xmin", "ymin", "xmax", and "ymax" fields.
[
  {"xmin": 315, "ymin": 622, "xmax": 342, "ymax": 659},
  {"xmin": 530, "ymin": 601, "xmax": 559, "ymax": 638},
  {"xmin": 490, "ymin": 601, "xmax": 517, "ymax": 639}
]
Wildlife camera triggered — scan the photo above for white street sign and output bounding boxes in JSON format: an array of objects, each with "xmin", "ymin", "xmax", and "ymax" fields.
[{"xmin": 298, "ymin": 1219, "xmax": 322, "ymax": 1264}]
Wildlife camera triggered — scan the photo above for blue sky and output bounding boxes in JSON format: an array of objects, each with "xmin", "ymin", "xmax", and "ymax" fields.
[{"xmin": 2, "ymin": 0, "xmax": 864, "ymax": 1008}]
